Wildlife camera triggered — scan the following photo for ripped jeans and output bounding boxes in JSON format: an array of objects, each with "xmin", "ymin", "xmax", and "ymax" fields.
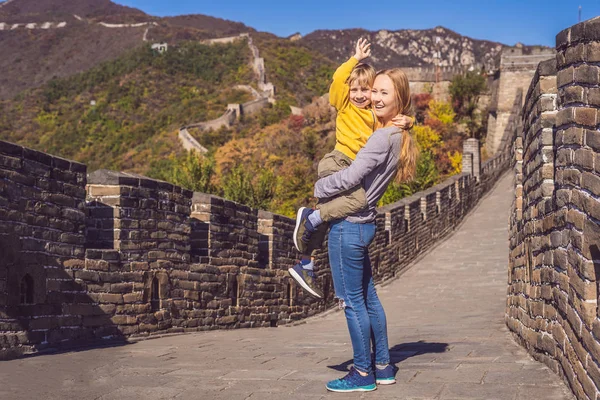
[{"xmin": 328, "ymin": 219, "xmax": 390, "ymax": 374}]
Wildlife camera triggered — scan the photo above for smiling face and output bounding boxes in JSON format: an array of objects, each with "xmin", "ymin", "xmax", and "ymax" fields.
[
  {"xmin": 371, "ymin": 74, "xmax": 399, "ymax": 125},
  {"xmin": 349, "ymin": 80, "xmax": 372, "ymax": 109}
]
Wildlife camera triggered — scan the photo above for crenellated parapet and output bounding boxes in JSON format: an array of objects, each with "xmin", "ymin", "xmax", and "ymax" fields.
[
  {"xmin": 0, "ymin": 126, "xmax": 511, "ymax": 359},
  {"xmin": 507, "ymin": 16, "xmax": 600, "ymax": 400}
]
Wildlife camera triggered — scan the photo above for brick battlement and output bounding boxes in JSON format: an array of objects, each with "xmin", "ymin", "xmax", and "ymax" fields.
[
  {"xmin": 507, "ymin": 16, "xmax": 600, "ymax": 400},
  {"xmin": 0, "ymin": 133, "xmax": 510, "ymax": 359}
]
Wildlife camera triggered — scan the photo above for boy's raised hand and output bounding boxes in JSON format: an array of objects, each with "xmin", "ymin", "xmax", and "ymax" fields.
[
  {"xmin": 391, "ymin": 114, "xmax": 415, "ymax": 130},
  {"xmin": 353, "ymin": 38, "xmax": 371, "ymax": 62}
]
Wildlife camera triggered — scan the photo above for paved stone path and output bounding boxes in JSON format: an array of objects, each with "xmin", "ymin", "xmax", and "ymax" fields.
[{"xmin": 0, "ymin": 173, "xmax": 575, "ymax": 400}]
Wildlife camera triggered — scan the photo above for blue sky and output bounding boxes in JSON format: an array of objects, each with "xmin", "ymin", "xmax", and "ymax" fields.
[{"xmin": 108, "ymin": 0, "xmax": 598, "ymax": 47}]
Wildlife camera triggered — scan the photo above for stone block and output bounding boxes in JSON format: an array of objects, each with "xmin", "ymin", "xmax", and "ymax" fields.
[
  {"xmin": 539, "ymin": 76, "xmax": 557, "ymax": 94},
  {"xmin": 574, "ymin": 148, "xmax": 595, "ymax": 170},
  {"xmin": 582, "ymin": 171, "xmax": 600, "ymax": 196},
  {"xmin": 586, "ymin": 129, "xmax": 600, "ymax": 151},
  {"xmin": 574, "ymin": 64, "xmax": 600, "ymax": 85},
  {"xmin": 564, "ymin": 43, "xmax": 586, "ymax": 64},
  {"xmin": 556, "ymin": 27, "xmax": 571, "ymax": 51},
  {"xmin": 584, "ymin": 18, "xmax": 600, "ymax": 42},
  {"xmin": 574, "ymin": 107, "xmax": 598, "ymax": 127},
  {"xmin": 561, "ymin": 86, "xmax": 584, "ymax": 105},
  {"xmin": 556, "ymin": 66, "xmax": 574, "ymax": 88},
  {"xmin": 569, "ymin": 265, "xmax": 597, "ymax": 300},
  {"xmin": 587, "ymin": 41, "xmax": 600, "ymax": 62}
]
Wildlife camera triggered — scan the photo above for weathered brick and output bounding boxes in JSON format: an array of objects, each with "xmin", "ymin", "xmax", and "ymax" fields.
[
  {"xmin": 574, "ymin": 148, "xmax": 595, "ymax": 170},
  {"xmin": 574, "ymin": 64, "xmax": 600, "ymax": 85},
  {"xmin": 564, "ymin": 42, "xmax": 586, "ymax": 64},
  {"xmin": 587, "ymin": 41, "xmax": 600, "ymax": 62},
  {"xmin": 582, "ymin": 171, "xmax": 600, "ymax": 196},
  {"xmin": 563, "ymin": 126, "xmax": 584, "ymax": 145},
  {"xmin": 561, "ymin": 86, "xmax": 584, "ymax": 105},
  {"xmin": 587, "ymin": 87, "xmax": 600, "ymax": 106},
  {"xmin": 89, "ymin": 293, "xmax": 124, "ymax": 304},
  {"xmin": 556, "ymin": 27, "xmax": 571, "ymax": 51},
  {"xmin": 575, "ymin": 107, "xmax": 597, "ymax": 127},
  {"xmin": 556, "ymin": 108, "xmax": 575, "ymax": 128},
  {"xmin": 556, "ymin": 66, "xmax": 574, "ymax": 88}
]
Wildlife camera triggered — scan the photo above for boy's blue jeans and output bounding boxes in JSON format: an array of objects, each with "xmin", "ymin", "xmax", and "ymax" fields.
[{"xmin": 328, "ymin": 219, "xmax": 391, "ymax": 374}]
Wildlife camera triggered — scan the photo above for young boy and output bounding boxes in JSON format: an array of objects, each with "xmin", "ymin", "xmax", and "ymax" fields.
[{"xmin": 288, "ymin": 38, "xmax": 413, "ymax": 298}]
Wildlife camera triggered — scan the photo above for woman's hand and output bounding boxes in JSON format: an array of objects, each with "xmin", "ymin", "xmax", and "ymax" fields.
[
  {"xmin": 353, "ymin": 38, "xmax": 371, "ymax": 62},
  {"xmin": 391, "ymin": 114, "xmax": 414, "ymax": 130}
]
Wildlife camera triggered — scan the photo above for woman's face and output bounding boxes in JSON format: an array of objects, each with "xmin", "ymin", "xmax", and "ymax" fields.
[{"xmin": 371, "ymin": 74, "xmax": 398, "ymax": 123}]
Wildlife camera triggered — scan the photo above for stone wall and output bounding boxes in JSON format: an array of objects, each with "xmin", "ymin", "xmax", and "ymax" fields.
[
  {"xmin": 486, "ymin": 46, "xmax": 555, "ymax": 155},
  {"xmin": 177, "ymin": 34, "xmax": 273, "ymax": 139},
  {"xmin": 507, "ymin": 17, "xmax": 600, "ymax": 400},
  {"xmin": 409, "ymin": 81, "xmax": 451, "ymax": 101},
  {"xmin": 241, "ymin": 97, "xmax": 270, "ymax": 116},
  {"xmin": 0, "ymin": 124, "xmax": 511, "ymax": 358},
  {"xmin": 0, "ymin": 142, "xmax": 88, "ymax": 359},
  {"xmin": 185, "ymin": 108, "xmax": 237, "ymax": 132},
  {"xmin": 178, "ymin": 128, "xmax": 208, "ymax": 154},
  {"xmin": 182, "ymin": 97, "xmax": 270, "ymax": 134},
  {"xmin": 403, "ymin": 65, "xmax": 466, "ymax": 83}
]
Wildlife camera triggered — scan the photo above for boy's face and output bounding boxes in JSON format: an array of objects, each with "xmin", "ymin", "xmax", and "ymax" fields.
[{"xmin": 349, "ymin": 80, "xmax": 372, "ymax": 109}]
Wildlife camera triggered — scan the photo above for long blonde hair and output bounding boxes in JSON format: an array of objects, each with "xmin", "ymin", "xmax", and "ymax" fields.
[{"xmin": 375, "ymin": 68, "xmax": 419, "ymax": 183}]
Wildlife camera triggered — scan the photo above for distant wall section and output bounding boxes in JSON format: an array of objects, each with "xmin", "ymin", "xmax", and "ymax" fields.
[{"xmin": 486, "ymin": 47, "xmax": 555, "ymax": 155}]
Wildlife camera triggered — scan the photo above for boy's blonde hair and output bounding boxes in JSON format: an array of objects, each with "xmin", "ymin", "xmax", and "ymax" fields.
[
  {"xmin": 348, "ymin": 63, "xmax": 376, "ymax": 88},
  {"xmin": 375, "ymin": 68, "xmax": 418, "ymax": 184}
]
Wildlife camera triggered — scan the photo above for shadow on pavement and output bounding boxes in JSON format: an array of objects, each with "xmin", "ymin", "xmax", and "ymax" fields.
[{"xmin": 327, "ymin": 340, "xmax": 449, "ymax": 372}]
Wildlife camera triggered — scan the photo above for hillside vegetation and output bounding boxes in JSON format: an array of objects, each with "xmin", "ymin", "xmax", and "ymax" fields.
[
  {"xmin": 0, "ymin": 33, "xmax": 478, "ymax": 217},
  {"xmin": 0, "ymin": 40, "xmax": 255, "ymax": 171},
  {"xmin": 0, "ymin": 36, "xmax": 337, "ymax": 196}
]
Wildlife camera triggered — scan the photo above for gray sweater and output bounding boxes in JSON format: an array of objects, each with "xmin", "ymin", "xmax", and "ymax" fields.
[{"xmin": 314, "ymin": 126, "xmax": 402, "ymax": 223}]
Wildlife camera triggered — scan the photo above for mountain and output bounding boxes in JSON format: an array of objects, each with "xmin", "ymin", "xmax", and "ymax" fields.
[
  {"xmin": 299, "ymin": 26, "xmax": 548, "ymax": 72},
  {"xmin": 0, "ymin": 0, "xmax": 146, "ymax": 22},
  {"xmin": 0, "ymin": 0, "xmax": 533, "ymax": 216},
  {"xmin": 0, "ymin": 0, "xmax": 551, "ymax": 100},
  {"xmin": 0, "ymin": 0, "xmax": 256, "ymax": 100}
]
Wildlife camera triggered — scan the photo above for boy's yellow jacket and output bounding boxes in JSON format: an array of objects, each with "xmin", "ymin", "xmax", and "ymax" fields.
[{"xmin": 329, "ymin": 57, "xmax": 376, "ymax": 161}]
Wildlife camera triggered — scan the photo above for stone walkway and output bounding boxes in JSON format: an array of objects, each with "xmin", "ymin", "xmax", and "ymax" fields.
[{"xmin": 0, "ymin": 173, "xmax": 575, "ymax": 400}]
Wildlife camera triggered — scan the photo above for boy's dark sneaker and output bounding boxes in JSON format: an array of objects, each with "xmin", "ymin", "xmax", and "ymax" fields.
[
  {"xmin": 288, "ymin": 262, "xmax": 323, "ymax": 299},
  {"xmin": 293, "ymin": 207, "xmax": 316, "ymax": 253},
  {"xmin": 375, "ymin": 364, "xmax": 397, "ymax": 385},
  {"xmin": 326, "ymin": 367, "xmax": 377, "ymax": 392}
]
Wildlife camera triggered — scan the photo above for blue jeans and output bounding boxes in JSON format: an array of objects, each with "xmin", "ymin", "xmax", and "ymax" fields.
[{"xmin": 328, "ymin": 220, "xmax": 390, "ymax": 373}]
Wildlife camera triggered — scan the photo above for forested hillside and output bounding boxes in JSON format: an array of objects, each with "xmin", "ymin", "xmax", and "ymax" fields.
[{"xmin": 0, "ymin": 0, "xmax": 488, "ymax": 217}]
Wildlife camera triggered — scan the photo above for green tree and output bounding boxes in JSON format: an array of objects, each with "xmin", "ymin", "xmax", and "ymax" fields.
[
  {"xmin": 222, "ymin": 164, "xmax": 276, "ymax": 209},
  {"xmin": 153, "ymin": 151, "xmax": 216, "ymax": 193},
  {"xmin": 449, "ymin": 70, "xmax": 486, "ymax": 136}
]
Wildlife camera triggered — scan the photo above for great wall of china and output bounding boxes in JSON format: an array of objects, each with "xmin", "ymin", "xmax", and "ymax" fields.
[
  {"xmin": 0, "ymin": 21, "xmax": 530, "ymax": 357},
  {"xmin": 3, "ymin": 8, "xmax": 600, "ymax": 398},
  {"xmin": 178, "ymin": 34, "xmax": 275, "ymax": 153},
  {"xmin": 0, "ymin": 9, "xmax": 550, "ymax": 363},
  {"xmin": 505, "ymin": 17, "xmax": 600, "ymax": 400},
  {"xmin": 0, "ymin": 125, "xmax": 510, "ymax": 361},
  {"xmin": 0, "ymin": 14, "xmax": 274, "ymax": 155}
]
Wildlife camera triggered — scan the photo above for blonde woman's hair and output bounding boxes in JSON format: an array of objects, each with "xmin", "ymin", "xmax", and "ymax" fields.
[
  {"xmin": 375, "ymin": 68, "xmax": 419, "ymax": 183},
  {"xmin": 348, "ymin": 63, "xmax": 376, "ymax": 88}
]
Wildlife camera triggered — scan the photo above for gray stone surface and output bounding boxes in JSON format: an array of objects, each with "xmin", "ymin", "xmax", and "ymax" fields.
[{"xmin": 0, "ymin": 173, "xmax": 574, "ymax": 400}]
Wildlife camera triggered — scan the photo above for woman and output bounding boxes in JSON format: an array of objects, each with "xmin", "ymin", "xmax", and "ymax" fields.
[{"xmin": 313, "ymin": 68, "xmax": 418, "ymax": 393}]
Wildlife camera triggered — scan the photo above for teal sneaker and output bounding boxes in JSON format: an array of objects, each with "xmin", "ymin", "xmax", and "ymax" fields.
[
  {"xmin": 326, "ymin": 367, "xmax": 377, "ymax": 393},
  {"xmin": 375, "ymin": 364, "xmax": 397, "ymax": 385}
]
